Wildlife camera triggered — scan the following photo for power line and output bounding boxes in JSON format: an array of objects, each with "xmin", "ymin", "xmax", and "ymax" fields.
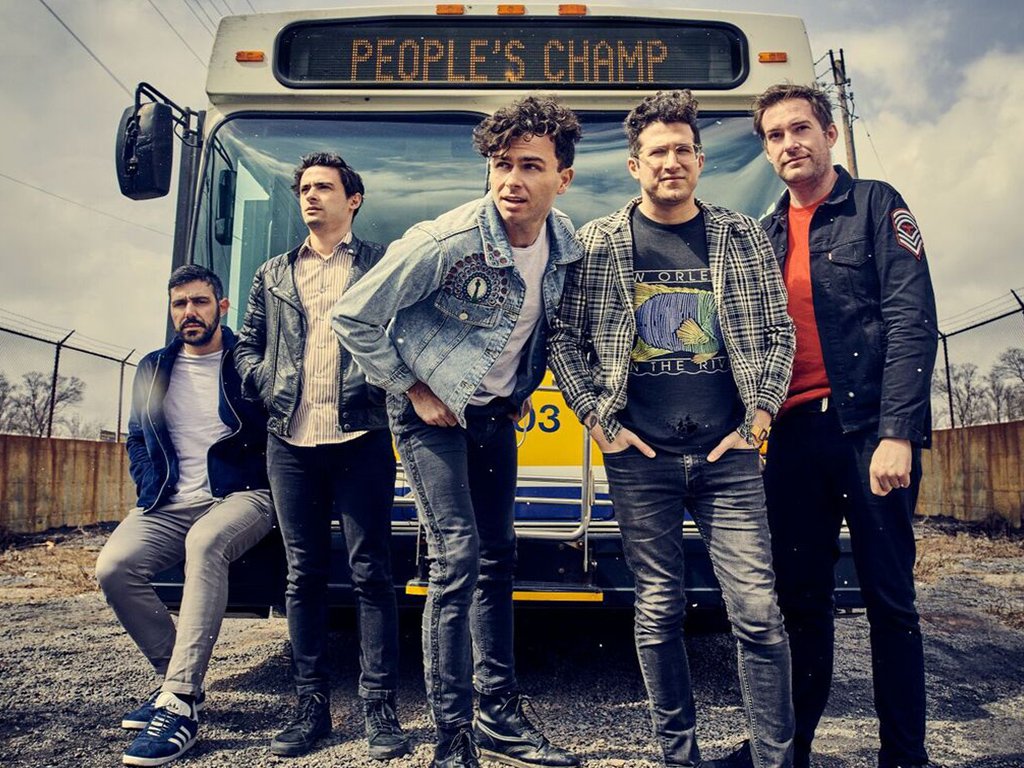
[
  {"xmin": 36, "ymin": 0, "xmax": 131, "ymax": 97},
  {"xmin": 146, "ymin": 0, "xmax": 207, "ymax": 67},
  {"xmin": 244, "ymin": 0, "xmax": 256, "ymax": 11},
  {"xmin": 179, "ymin": 0, "xmax": 214, "ymax": 36},
  {"xmin": 0, "ymin": 171, "xmax": 173, "ymax": 238}
]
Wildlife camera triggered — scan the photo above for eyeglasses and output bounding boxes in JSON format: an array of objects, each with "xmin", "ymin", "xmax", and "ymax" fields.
[{"xmin": 636, "ymin": 144, "xmax": 703, "ymax": 165}]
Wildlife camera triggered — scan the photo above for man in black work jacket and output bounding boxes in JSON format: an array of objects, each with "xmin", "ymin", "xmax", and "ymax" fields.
[{"xmin": 754, "ymin": 83, "xmax": 940, "ymax": 768}]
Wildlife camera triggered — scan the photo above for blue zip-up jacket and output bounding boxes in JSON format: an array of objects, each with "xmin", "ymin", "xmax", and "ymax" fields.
[
  {"xmin": 762, "ymin": 166, "xmax": 938, "ymax": 445},
  {"xmin": 332, "ymin": 196, "xmax": 583, "ymax": 425},
  {"xmin": 126, "ymin": 326, "xmax": 270, "ymax": 511}
]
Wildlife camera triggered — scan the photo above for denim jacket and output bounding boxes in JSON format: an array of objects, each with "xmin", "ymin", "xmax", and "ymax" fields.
[
  {"xmin": 234, "ymin": 236, "xmax": 388, "ymax": 437},
  {"xmin": 126, "ymin": 326, "xmax": 269, "ymax": 512},
  {"xmin": 332, "ymin": 196, "xmax": 583, "ymax": 425},
  {"xmin": 762, "ymin": 166, "xmax": 938, "ymax": 445}
]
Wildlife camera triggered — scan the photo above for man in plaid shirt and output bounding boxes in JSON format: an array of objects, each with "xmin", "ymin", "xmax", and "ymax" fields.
[{"xmin": 549, "ymin": 90, "xmax": 795, "ymax": 768}]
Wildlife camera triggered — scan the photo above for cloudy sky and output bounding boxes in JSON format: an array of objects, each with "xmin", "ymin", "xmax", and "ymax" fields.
[{"xmin": 1, "ymin": 0, "xmax": 1023, "ymax": 363}]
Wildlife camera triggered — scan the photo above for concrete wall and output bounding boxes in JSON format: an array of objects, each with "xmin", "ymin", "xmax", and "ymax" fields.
[
  {"xmin": 0, "ymin": 434, "xmax": 133, "ymax": 533},
  {"xmin": 919, "ymin": 420, "xmax": 1024, "ymax": 528},
  {"xmin": 1, "ymin": 422, "xmax": 1022, "ymax": 533}
]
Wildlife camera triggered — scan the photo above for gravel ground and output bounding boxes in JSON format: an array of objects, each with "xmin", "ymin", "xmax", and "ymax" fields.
[{"xmin": 0, "ymin": 522, "xmax": 1022, "ymax": 768}]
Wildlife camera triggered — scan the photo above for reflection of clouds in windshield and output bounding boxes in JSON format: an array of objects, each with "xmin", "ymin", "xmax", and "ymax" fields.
[{"xmin": 564, "ymin": 115, "xmax": 784, "ymax": 223}]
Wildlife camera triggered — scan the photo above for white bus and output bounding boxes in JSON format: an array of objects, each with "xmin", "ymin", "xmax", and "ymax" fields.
[{"xmin": 115, "ymin": 3, "xmax": 860, "ymax": 613}]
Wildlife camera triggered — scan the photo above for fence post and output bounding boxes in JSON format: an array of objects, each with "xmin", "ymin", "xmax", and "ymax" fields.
[
  {"xmin": 940, "ymin": 333, "xmax": 954, "ymax": 429},
  {"xmin": 116, "ymin": 349, "xmax": 135, "ymax": 442},
  {"xmin": 46, "ymin": 330, "xmax": 74, "ymax": 438}
]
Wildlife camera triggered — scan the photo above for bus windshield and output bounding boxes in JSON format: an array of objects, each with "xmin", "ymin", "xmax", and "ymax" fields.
[{"xmin": 194, "ymin": 112, "xmax": 783, "ymax": 327}]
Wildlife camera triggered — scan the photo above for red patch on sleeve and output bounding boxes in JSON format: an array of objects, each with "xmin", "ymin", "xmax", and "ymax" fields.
[{"xmin": 891, "ymin": 209, "xmax": 924, "ymax": 259}]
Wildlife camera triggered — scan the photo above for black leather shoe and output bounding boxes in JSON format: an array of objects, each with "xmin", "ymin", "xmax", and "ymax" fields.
[
  {"xmin": 703, "ymin": 740, "xmax": 754, "ymax": 768},
  {"xmin": 474, "ymin": 691, "xmax": 580, "ymax": 767},
  {"xmin": 432, "ymin": 727, "xmax": 481, "ymax": 768},
  {"xmin": 270, "ymin": 691, "xmax": 332, "ymax": 757},
  {"xmin": 365, "ymin": 696, "xmax": 411, "ymax": 760}
]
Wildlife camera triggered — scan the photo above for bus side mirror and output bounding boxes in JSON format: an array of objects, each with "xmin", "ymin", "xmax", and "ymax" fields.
[
  {"xmin": 115, "ymin": 102, "xmax": 174, "ymax": 200},
  {"xmin": 214, "ymin": 169, "xmax": 236, "ymax": 245}
]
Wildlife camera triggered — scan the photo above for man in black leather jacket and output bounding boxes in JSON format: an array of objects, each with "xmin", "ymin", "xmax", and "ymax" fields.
[
  {"xmin": 755, "ymin": 83, "xmax": 939, "ymax": 768},
  {"xmin": 235, "ymin": 152, "xmax": 408, "ymax": 761}
]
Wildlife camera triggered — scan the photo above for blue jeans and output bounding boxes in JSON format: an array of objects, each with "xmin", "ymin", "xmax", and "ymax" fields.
[
  {"xmin": 267, "ymin": 430, "xmax": 400, "ymax": 700},
  {"xmin": 604, "ymin": 447, "xmax": 793, "ymax": 768},
  {"xmin": 388, "ymin": 393, "xmax": 519, "ymax": 731},
  {"xmin": 763, "ymin": 403, "xmax": 927, "ymax": 768}
]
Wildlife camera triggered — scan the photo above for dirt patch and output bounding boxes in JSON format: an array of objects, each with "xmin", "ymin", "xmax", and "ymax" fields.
[{"xmin": 0, "ymin": 526, "xmax": 110, "ymax": 604}]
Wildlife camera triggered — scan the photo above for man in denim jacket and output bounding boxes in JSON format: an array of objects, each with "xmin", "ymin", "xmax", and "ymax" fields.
[{"xmin": 333, "ymin": 95, "xmax": 582, "ymax": 768}]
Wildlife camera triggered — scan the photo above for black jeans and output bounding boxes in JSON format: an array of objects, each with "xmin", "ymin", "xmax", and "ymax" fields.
[
  {"xmin": 267, "ymin": 430, "xmax": 400, "ymax": 700},
  {"xmin": 763, "ymin": 403, "xmax": 928, "ymax": 768}
]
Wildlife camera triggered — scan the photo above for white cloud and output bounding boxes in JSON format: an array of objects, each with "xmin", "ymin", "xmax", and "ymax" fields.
[{"xmin": 848, "ymin": 48, "xmax": 1024, "ymax": 322}]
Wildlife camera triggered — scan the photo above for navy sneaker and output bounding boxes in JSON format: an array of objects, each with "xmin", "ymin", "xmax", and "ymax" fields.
[
  {"xmin": 122, "ymin": 691, "xmax": 199, "ymax": 766},
  {"xmin": 122, "ymin": 689, "xmax": 205, "ymax": 730}
]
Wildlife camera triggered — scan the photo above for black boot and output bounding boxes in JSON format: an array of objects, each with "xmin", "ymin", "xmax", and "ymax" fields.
[
  {"xmin": 474, "ymin": 691, "xmax": 580, "ymax": 767},
  {"xmin": 703, "ymin": 740, "xmax": 755, "ymax": 768},
  {"xmin": 433, "ymin": 726, "xmax": 480, "ymax": 768},
  {"xmin": 270, "ymin": 691, "xmax": 331, "ymax": 757},
  {"xmin": 364, "ymin": 695, "xmax": 411, "ymax": 760}
]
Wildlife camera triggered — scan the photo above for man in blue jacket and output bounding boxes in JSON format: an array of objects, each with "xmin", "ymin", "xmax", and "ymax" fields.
[
  {"xmin": 333, "ymin": 95, "xmax": 583, "ymax": 768},
  {"xmin": 755, "ymin": 83, "xmax": 939, "ymax": 768},
  {"xmin": 96, "ymin": 264, "xmax": 273, "ymax": 767}
]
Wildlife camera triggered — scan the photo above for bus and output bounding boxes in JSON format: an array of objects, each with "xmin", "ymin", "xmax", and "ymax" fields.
[{"xmin": 114, "ymin": 3, "xmax": 861, "ymax": 614}]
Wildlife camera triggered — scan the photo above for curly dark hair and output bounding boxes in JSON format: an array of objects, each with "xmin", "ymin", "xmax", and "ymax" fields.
[
  {"xmin": 472, "ymin": 95, "xmax": 583, "ymax": 171},
  {"xmin": 752, "ymin": 84, "xmax": 834, "ymax": 140},
  {"xmin": 624, "ymin": 90, "xmax": 701, "ymax": 157},
  {"xmin": 168, "ymin": 264, "xmax": 223, "ymax": 301},
  {"xmin": 291, "ymin": 152, "xmax": 365, "ymax": 219}
]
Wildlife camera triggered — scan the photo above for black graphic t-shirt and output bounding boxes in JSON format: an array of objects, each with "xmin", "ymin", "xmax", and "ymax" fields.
[{"xmin": 618, "ymin": 208, "xmax": 744, "ymax": 454}]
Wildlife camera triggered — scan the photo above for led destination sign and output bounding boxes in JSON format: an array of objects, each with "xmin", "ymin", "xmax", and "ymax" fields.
[{"xmin": 276, "ymin": 18, "xmax": 746, "ymax": 89}]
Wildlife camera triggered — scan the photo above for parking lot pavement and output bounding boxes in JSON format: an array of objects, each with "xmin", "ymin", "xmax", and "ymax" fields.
[{"xmin": 0, "ymin": 523, "xmax": 1022, "ymax": 767}]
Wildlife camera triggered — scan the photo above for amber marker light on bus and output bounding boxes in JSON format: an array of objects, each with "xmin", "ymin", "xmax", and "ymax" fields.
[
  {"xmin": 435, "ymin": 3, "xmax": 465, "ymax": 14},
  {"xmin": 758, "ymin": 51, "xmax": 788, "ymax": 63},
  {"xmin": 235, "ymin": 50, "xmax": 265, "ymax": 62},
  {"xmin": 559, "ymin": 3, "xmax": 588, "ymax": 14},
  {"xmin": 497, "ymin": 3, "xmax": 526, "ymax": 13}
]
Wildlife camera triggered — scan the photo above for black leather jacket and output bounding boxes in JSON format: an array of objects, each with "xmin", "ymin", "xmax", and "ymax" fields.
[
  {"xmin": 762, "ymin": 166, "xmax": 938, "ymax": 446},
  {"xmin": 234, "ymin": 236, "xmax": 388, "ymax": 438}
]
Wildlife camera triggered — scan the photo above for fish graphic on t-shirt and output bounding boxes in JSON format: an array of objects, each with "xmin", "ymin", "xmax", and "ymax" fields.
[{"xmin": 631, "ymin": 282, "xmax": 720, "ymax": 364}]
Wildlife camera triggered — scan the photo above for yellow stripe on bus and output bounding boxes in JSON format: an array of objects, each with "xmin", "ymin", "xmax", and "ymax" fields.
[{"xmin": 405, "ymin": 584, "xmax": 603, "ymax": 603}]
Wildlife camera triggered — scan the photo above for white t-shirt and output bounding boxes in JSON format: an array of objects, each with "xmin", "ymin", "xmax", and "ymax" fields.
[
  {"xmin": 471, "ymin": 227, "xmax": 549, "ymax": 405},
  {"xmin": 164, "ymin": 349, "xmax": 231, "ymax": 503}
]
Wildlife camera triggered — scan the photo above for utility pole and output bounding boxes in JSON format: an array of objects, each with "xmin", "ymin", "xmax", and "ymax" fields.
[{"xmin": 829, "ymin": 48, "xmax": 859, "ymax": 178}]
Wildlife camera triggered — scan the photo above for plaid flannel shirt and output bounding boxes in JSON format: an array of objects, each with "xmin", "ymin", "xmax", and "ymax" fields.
[{"xmin": 548, "ymin": 197, "xmax": 795, "ymax": 443}]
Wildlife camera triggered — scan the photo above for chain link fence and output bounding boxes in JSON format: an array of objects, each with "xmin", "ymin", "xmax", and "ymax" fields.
[
  {"xmin": 933, "ymin": 291, "xmax": 1024, "ymax": 429},
  {"xmin": 0, "ymin": 310, "xmax": 136, "ymax": 442}
]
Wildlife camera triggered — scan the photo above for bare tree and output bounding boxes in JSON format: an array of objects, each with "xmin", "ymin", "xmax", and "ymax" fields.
[
  {"xmin": 59, "ymin": 412, "xmax": 105, "ymax": 440},
  {"xmin": 9, "ymin": 372, "xmax": 86, "ymax": 437},
  {"xmin": 994, "ymin": 347, "xmax": 1024, "ymax": 388},
  {"xmin": 933, "ymin": 363, "xmax": 988, "ymax": 427},
  {"xmin": 984, "ymin": 369, "xmax": 1015, "ymax": 423},
  {"xmin": 0, "ymin": 372, "xmax": 14, "ymax": 433}
]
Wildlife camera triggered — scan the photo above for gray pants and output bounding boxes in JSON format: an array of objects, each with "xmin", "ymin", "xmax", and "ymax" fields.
[{"xmin": 95, "ymin": 491, "xmax": 273, "ymax": 697}]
